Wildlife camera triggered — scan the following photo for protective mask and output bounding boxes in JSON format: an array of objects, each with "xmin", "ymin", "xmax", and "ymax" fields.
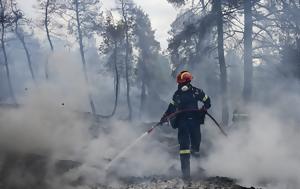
[{"xmin": 181, "ymin": 85, "xmax": 189, "ymax": 92}]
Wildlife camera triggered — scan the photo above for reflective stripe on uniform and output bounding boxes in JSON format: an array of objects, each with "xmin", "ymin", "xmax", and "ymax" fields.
[
  {"xmin": 202, "ymin": 95, "xmax": 208, "ymax": 102},
  {"xmin": 180, "ymin": 149, "xmax": 191, "ymax": 154}
]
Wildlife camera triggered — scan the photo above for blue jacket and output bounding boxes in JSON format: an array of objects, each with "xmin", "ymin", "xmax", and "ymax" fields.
[{"xmin": 162, "ymin": 83, "xmax": 211, "ymax": 126}]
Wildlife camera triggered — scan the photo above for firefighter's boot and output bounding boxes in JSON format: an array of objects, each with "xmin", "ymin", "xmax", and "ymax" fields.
[{"xmin": 180, "ymin": 154, "xmax": 190, "ymax": 180}]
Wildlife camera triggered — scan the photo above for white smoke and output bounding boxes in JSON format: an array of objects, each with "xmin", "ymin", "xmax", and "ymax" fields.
[
  {"xmin": 202, "ymin": 91, "xmax": 300, "ymax": 189},
  {"xmin": 0, "ymin": 50, "xmax": 177, "ymax": 188}
]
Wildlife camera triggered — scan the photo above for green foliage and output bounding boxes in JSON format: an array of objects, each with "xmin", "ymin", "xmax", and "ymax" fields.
[
  {"xmin": 55, "ymin": 0, "xmax": 103, "ymax": 39},
  {"xmin": 168, "ymin": 11, "xmax": 217, "ymax": 75},
  {"xmin": 100, "ymin": 13, "xmax": 125, "ymax": 54},
  {"xmin": 132, "ymin": 7, "xmax": 160, "ymax": 58},
  {"xmin": 0, "ymin": 0, "xmax": 17, "ymax": 28}
]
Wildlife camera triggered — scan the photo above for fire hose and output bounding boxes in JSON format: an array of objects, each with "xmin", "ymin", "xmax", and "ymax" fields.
[
  {"xmin": 105, "ymin": 109, "xmax": 227, "ymax": 171},
  {"xmin": 152, "ymin": 108, "xmax": 228, "ymax": 137},
  {"xmin": 205, "ymin": 112, "xmax": 228, "ymax": 137}
]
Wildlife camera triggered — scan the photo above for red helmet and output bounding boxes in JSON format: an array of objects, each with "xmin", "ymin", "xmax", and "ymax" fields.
[{"xmin": 176, "ymin": 71, "xmax": 193, "ymax": 84}]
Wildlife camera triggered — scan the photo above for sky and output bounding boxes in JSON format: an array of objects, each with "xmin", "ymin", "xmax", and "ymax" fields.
[{"xmin": 16, "ymin": 0, "xmax": 178, "ymax": 49}]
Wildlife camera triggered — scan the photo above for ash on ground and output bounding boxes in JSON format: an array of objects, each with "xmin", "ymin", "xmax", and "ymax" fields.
[
  {"xmin": 0, "ymin": 152, "xmax": 259, "ymax": 189},
  {"xmin": 98, "ymin": 176, "xmax": 257, "ymax": 189}
]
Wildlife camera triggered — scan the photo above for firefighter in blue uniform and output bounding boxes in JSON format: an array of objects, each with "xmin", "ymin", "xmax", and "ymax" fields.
[{"xmin": 160, "ymin": 71, "xmax": 211, "ymax": 180}]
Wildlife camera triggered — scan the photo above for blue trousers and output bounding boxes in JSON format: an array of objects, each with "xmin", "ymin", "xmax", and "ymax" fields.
[{"xmin": 177, "ymin": 117, "xmax": 201, "ymax": 179}]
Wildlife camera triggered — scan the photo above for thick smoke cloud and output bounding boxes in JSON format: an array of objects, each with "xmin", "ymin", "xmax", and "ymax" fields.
[
  {"xmin": 1, "ymin": 51, "xmax": 300, "ymax": 188},
  {"xmin": 0, "ymin": 50, "xmax": 177, "ymax": 188},
  {"xmin": 202, "ymin": 85, "xmax": 300, "ymax": 189}
]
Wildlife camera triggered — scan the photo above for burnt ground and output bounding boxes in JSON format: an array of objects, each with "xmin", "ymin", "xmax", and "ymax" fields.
[
  {"xmin": 116, "ymin": 176, "xmax": 257, "ymax": 189},
  {"xmin": 0, "ymin": 152, "xmax": 259, "ymax": 189},
  {"xmin": 0, "ymin": 108, "xmax": 258, "ymax": 189},
  {"xmin": 83, "ymin": 176, "xmax": 258, "ymax": 189}
]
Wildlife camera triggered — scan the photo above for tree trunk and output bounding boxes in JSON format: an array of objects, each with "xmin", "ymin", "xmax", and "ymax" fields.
[
  {"xmin": 75, "ymin": 0, "xmax": 96, "ymax": 115},
  {"xmin": 45, "ymin": 0, "xmax": 53, "ymax": 52},
  {"xmin": 201, "ymin": 0, "xmax": 204, "ymax": 7},
  {"xmin": 44, "ymin": 0, "xmax": 54, "ymax": 79},
  {"xmin": 1, "ymin": 22, "xmax": 16, "ymax": 104},
  {"xmin": 243, "ymin": 0, "xmax": 253, "ymax": 103},
  {"xmin": 15, "ymin": 22, "xmax": 35, "ymax": 82},
  {"xmin": 121, "ymin": 0, "xmax": 132, "ymax": 120},
  {"xmin": 139, "ymin": 58, "xmax": 147, "ymax": 118},
  {"xmin": 110, "ymin": 41, "xmax": 119, "ymax": 116},
  {"xmin": 139, "ymin": 80, "xmax": 146, "ymax": 117},
  {"xmin": 92, "ymin": 42, "xmax": 119, "ymax": 118},
  {"xmin": 125, "ymin": 31, "xmax": 132, "ymax": 120},
  {"xmin": 10, "ymin": 0, "xmax": 35, "ymax": 82},
  {"xmin": 215, "ymin": 0, "xmax": 229, "ymax": 125}
]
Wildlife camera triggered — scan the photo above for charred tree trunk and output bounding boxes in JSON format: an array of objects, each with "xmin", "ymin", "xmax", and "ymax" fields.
[
  {"xmin": 121, "ymin": 0, "xmax": 132, "ymax": 120},
  {"xmin": 75, "ymin": 0, "xmax": 96, "ymax": 115},
  {"xmin": 1, "ymin": 21, "xmax": 16, "ymax": 104},
  {"xmin": 44, "ymin": 0, "xmax": 54, "ymax": 79},
  {"xmin": 215, "ymin": 0, "xmax": 229, "ymax": 125},
  {"xmin": 110, "ymin": 41, "xmax": 119, "ymax": 116},
  {"xmin": 243, "ymin": 0, "xmax": 253, "ymax": 103}
]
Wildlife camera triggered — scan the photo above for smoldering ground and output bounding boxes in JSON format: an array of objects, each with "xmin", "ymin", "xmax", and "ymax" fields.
[
  {"xmin": 201, "ymin": 82, "xmax": 300, "ymax": 189},
  {"xmin": 1, "ymin": 42, "xmax": 300, "ymax": 189},
  {"xmin": 0, "ymin": 51, "xmax": 178, "ymax": 188}
]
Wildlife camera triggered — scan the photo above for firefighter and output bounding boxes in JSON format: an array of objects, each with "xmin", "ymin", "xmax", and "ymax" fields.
[{"xmin": 160, "ymin": 70, "xmax": 211, "ymax": 180}]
